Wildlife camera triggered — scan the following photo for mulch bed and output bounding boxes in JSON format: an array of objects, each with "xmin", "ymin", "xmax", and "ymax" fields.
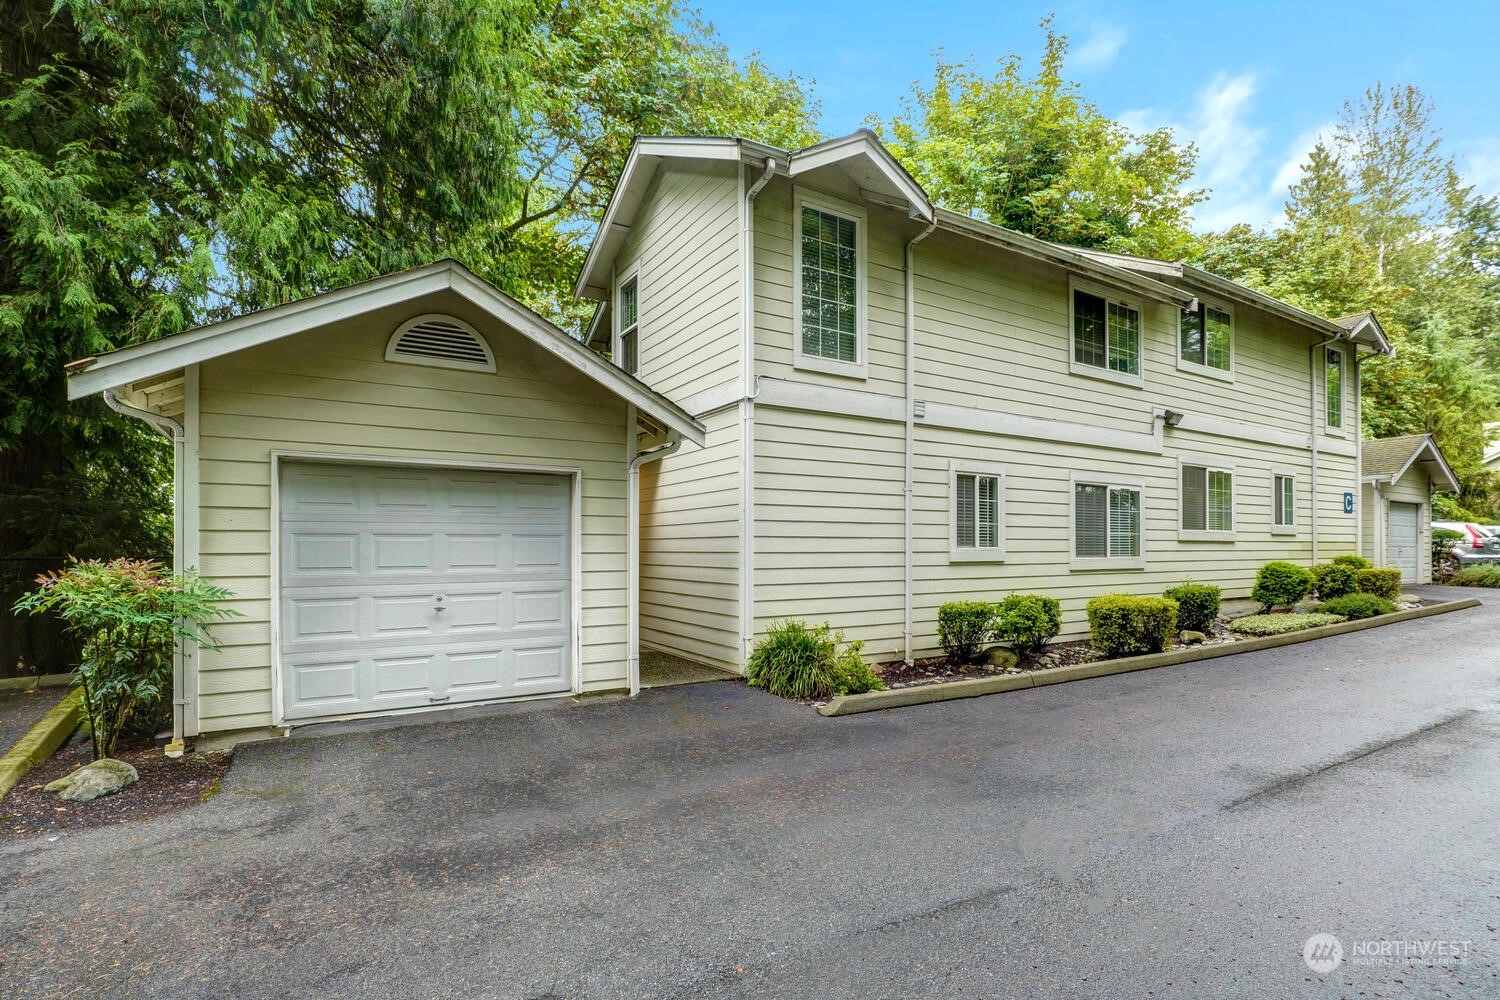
[{"xmin": 0, "ymin": 736, "xmax": 230, "ymax": 841}]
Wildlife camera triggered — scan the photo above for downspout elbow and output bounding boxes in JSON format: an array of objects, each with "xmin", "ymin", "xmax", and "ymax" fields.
[{"xmin": 104, "ymin": 386, "xmax": 184, "ymax": 440}]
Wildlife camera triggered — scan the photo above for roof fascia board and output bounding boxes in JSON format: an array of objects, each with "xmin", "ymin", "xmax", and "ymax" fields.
[
  {"xmin": 788, "ymin": 134, "xmax": 932, "ymax": 220},
  {"xmin": 1066, "ymin": 245, "xmax": 1184, "ymax": 279},
  {"xmin": 1183, "ymin": 266, "xmax": 1394, "ymax": 355},
  {"xmin": 1389, "ymin": 439, "xmax": 1460, "ymax": 492},
  {"xmin": 934, "ymin": 209, "xmax": 1193, "ymax": 307},
  {"xmin": 67, "ymin": 265, "xmax": 453, "ymax": 399}
]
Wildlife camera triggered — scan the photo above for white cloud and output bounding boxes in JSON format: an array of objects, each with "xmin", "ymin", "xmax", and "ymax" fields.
[{"xmin": 1072, "ymin": 24, "xmax": 1128, "ymax": 71}]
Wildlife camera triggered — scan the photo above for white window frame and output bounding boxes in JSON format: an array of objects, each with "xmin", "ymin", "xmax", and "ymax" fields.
[
  {"xmin": 1271, "ymin": 468, "xmax": 1299, "ymax": 536},
  {"xmin": 1069, "ymin": 472, "xmax": 1146, "ymax": 570},
  {"xmin": 792, "ymin": 191, "xmax": 868, "ymax": 379},
  {"xmin": 614, "ymin": 265, "xmax": 640, "ymax": 376},
  {"xmin": 949, "ymin": 460, "xmax": 1006, "ymax": 562},
  {"xmin": 1176, "ymin": 298, "xmax": 1235, "ymax": 382},
  {"xmin": 1068, "ymin": 277, "xmax": 1145, "ymax": 388},
  {"xmin": 1324, "ymin": 346, "xmax": 1346, "ymax": 436},
  {"xmin": 1177, "ymin": 454, "xmax": 1236, "ymax": 541}
]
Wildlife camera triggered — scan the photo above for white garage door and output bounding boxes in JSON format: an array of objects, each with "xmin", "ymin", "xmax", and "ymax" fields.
[
  {"xmin": 1388, "ymin": 501, "xmax": 1420, "ymax": 584},
  {"xmin": 279, "ymin": 462, "xmax": 572, "ymax": 722}
]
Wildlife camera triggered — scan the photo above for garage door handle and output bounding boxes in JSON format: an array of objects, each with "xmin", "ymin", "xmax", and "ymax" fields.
[{"xmin": 433, "ymin": 594, "xmax": 447, "ymax": 611}]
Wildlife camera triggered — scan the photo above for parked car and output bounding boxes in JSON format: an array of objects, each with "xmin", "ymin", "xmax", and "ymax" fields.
[{"xmin": 1432, "ymin": 521, "xmax": 1500, "ymax": 573}]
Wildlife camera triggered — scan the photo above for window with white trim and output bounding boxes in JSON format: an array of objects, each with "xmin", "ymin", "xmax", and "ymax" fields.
[
  {"xmin": 1181, "ymin": 462, "xmax": 1234, "ymax": 533},
  {"xmin": 952, "ymin": 465, "xmax": 1005, "ymax": 560},
  {"xmin": 1180, "ymin": 303, "xmax": 1232, "ymax": 372},
  {"xmin": 1071, "ymin": 283, "xmax": 1141, "ymax": 380},
  {"xmin": 1074, "ymin": 481, "xmax": 1142, "ymax": 562},
  {"xmin": 1273, "ymin": 473, "xmax": 1296, "ymax": 529},
  {"xmin": 616, "ymin": 275, "xmax": 639, "ymax": 375},
  {"xmin": 1325, "ymin": 348, "xmax": 1343, "ymax": 430},
  {"xmin": 796, "ymin": 201, "xmax": 863, "ymax": 369}
]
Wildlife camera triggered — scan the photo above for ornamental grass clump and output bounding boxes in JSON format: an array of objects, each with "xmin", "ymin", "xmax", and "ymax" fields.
[
  {"xmin": 992, "ymin": 594, "xmax": 1062, "ymax": 657},
  {"xmin": 937, "ymin": 601, "xmax": 998, "ymax": 665},
  {"xmin": 1085, "ymin": 594, "xmax": 1178, "ymax": 657},
  {"xmin": 1451, "ymin": 565, "xmax": 1500, "ymax": 587},
  {"xmin": 1252, "ymin": 561, "xmax": 1313, "ymax": 611},
  {"xmin": 13, "ymin": 558, "xmax": 240, "ymax": 760},
  {"xmin": 745, "ymin": 620, "xmax": 883, "ymax": 701},
  {"xmin": 1162, "ymin": 582, "xmax": 1221, "ymax": 632}
]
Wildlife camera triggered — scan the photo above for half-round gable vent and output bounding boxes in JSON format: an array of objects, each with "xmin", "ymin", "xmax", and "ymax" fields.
[{"xmin": 385, "ymin": 314, "xmax": 496, "ymax": 372}]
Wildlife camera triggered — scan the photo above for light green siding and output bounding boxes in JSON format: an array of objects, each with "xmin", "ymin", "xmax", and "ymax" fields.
[
  {"xmin": 614, "ymin": 161, "xmax": 741, "ymax": 402},
  {"xmin": 193, "ymin": 291, "xmax": 632, "ymax": 733},
  {"xmin": 639, "ymin": 406, "xmax": 741, "ymax": 670}
]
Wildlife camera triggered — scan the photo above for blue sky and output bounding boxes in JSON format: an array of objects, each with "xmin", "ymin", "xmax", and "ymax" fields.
[{"xmin": 704, "ymin": 0, "xmax": 1500, "ymax": 231}]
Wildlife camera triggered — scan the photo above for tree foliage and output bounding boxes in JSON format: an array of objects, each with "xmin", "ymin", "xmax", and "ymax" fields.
[{"xmin": 870, "ymin": 18, "xmax": 1205, "ymax": 260}]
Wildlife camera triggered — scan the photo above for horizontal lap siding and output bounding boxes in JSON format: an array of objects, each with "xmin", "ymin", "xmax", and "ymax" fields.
[
  {"xmin": 753, "ymin": 408, "xmax": 905, "ymax": 661},
  {"xmin": 194, "ymin": 303, "xmax": 631, "ymax": 732},
  {"xmin": 619, "ymin": 162, "xmax": 741, "ymax": 402},
  {"xmin": 639, "ymin": 408, "xmax": 741, "ymax": 670}
]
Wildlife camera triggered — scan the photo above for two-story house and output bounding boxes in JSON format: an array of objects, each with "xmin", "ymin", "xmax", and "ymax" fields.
[{"xmin": 577, "ymin": 130, "xmax": 1393, "ymax": 674}]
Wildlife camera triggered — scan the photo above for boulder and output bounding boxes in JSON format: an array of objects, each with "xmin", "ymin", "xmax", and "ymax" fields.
[
  {"xmin": 1179, "ymin": 630, "xmax": 1207, "ymax": 645},
  {"xmin": 1398, "ymin": 593, "xmax": 1421, "ymax": 604},
  {"xmin": 982, "ymin": 646, "xmax": 1019, "ymax": 670},
  {"xmin": 44, "ymin": 758, "xmax": 138, "ymax": 802}
]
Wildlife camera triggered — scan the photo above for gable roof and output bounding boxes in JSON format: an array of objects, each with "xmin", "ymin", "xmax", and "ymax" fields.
[
  {"xmin": 575, "ymin": 131, "xmax": 1195, "ymax": 311},
  {"xmin": 1361, "ymin": 434, "xmax": 1459, "ymax": 492},
  {"xmin": 65, "ymin": 259, "xmax": 705, "ymax": 446}
]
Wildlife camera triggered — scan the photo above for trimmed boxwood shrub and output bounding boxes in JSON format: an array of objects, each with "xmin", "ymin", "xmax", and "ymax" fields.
[
  {"xmin": 993, "ymin": 594, "xmax": 1062, "ymax": 657},
  {"xmin": 1252, "ymin": 561, "xmax": 1314, "ymax": 610},
  {"xmin": 1163, "ymin": 582, "xmax": 1221, "ymax": 632},
  {"xmin": 1451, "ymin": 565, "xmax": 1500, "ymax": 587},
  {"xmin": 1317, "ymin": 593, "xmax": 1397, "ymax": 619},
  {"xmin": 1086, "ymin": 594, "xmax": 1179, "ymax": 657},
  {"xmin": 1229, "ymin": 612, "xmax": 1345, "ymax": 636},
  {"xmin": 937, "ymin": 601, "xmax": 998, "ymax": 664},
  {"xmin": 1356, "ymin": 567, "xmax": 1403, "ymax": 600},
  {"xmin": 1331, "ymin": 553, "xmax": 1372, "ymax": 569},
  {"xmin": 746, "ymin": 621, "xmax": 883, "ymax": 700},
  {"xmin": 1311, "ymin": 562, "xmax": 1359, "ymax": 599}
]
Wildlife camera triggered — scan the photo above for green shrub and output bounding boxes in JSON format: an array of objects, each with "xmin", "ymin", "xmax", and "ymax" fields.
[
  {"xmin": 937, "ymin": 601, "xmax": 999, "ymax": 664},
  {"xmin": 1086, "ymin": 595, "xmax": 1179, "ymax": 657},
  {"xmin": 1311, "ymin": 563, "xmax": 1360, "ymax": 599},
  {"xmin": 1252, "ymin": 561, "xmax": 1314, "ymax": 610},
  {"xmin": 1162, "ymin": 583, "xmax": 1221, "ymax": 632},
  {"xmin": 1229, "ymin": 613, "xmax": 1346, "ymax": 636},
  {"xmin": 1356, "ymin": 568, "xmax": 1403, "ymax": 600},
  {"xmin": 1451, "ymin": 565, "xmax": 1500, "ymax": 587},
  {"xmin": 1331, "ymin": 553, "xmax": 1372, "ymax": 569},
  {"xmin": 745, "ymin": 621, "xmax": 883, "ymax": 700},
  {"xmin": 12, "ymin": 558, "xmax": 239, "ymax": 760},
  {"xmin": 1317, "ymin": 593, "xmax": 1397, "ymax": 619},
  {"xmin": 993, "ymin": 594, "xmax": 1061, "ymax": 657}
]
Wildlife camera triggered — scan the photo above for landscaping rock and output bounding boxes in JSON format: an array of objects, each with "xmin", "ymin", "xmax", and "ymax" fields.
[
  {"xmin": 1179, "ymin": 630, "xmax": 1207, "ymax": 645},
  {"xmin": 1399, "ymin": 593, "xmax": 1421, "ymax": 603},
  {"xmin": 982, "ymin": 646, "xmax": 1019, "ymax": 670},
  {"xmin": 44, "ymin": 758, "xmax": 138, "ymax": 802}
]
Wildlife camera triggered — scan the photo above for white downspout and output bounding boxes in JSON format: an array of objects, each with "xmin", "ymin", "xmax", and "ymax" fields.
[
  {"xmin": 627, "ymin": 434, "xmax": 683, "ymax": 696},
  {"xmin": 1308, "ymin": 337, "xmax": 1340, "ymax": 565},
  {"xmin": 1354, "ymin": 352, "xmax": 1365, "ymax": 561},
  {"xmin": 902, "ymin": 218, "xmax": 937, "ymax": 665},
  {"xmin": 103, "ymin": 388, "xmax": 189, "ymax": 756},
  {"xmin": 739, "ymin": 156, "xmax": 776, "ymax": 664}
]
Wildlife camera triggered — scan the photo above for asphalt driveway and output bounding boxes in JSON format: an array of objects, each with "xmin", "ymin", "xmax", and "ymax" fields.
[{"xmin": 2, "ymin": 586, "xmax": 1497, "ymax": 998}]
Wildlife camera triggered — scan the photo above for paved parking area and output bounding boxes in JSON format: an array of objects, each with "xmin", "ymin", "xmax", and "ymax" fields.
[{"xmin": 1, "ymin": 587, "xmax": 1496, "ymax": 998}]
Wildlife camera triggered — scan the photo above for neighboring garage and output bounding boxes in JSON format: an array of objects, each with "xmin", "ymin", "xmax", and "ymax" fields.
[
  {"xmin": 65, "ymin": 261, "xmax": 704, "ymax": 747},
  {"xmin": 1360, "ymin": 434, "xmax": 1460, "ymax": 584}
]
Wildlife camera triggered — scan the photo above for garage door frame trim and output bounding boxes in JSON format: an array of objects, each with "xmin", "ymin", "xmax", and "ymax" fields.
[{"xmin": 268, "ymin": 449, "xmax": 585, "ymax": 727}]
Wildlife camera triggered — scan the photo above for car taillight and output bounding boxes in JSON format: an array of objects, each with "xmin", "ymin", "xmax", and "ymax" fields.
[{"xmin": 1468, "ymin": 527, "xmax": 1486, "ymax": 549}]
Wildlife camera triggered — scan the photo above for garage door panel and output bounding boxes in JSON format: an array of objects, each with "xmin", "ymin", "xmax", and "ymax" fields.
[
  {"xmin": 279, "ymin": 461, "xmax": 574, "ymax": 722},
  {"xmin": 1389, "ymin": 502, "xmax": 1420, "ymax": 583}
]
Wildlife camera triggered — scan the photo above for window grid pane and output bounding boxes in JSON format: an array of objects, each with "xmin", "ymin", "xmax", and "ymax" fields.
[
  {"xmin": 956, "ymin": 474, "xmax": 976, "ymax": 548},
  {"xmin": 1180, "ymin": 308, "xmax": 1204, "ymax": 365},
  {"xmin": 1208, "ymin": 470, "xmax": 1233, "ymax": 531},
  {"xmin": 1205, "ymin": 307, "xmax": 1232, "ymax": 370},
  {"xmin": 1075, "ymin": 484, "xmax": 1108, "ymax": 557},
  {"xmin": 1109, "ymin": 488, "xmax": 1141, "ymax": 557},
  {"xmin": 1326, "ymin": 349, "xmax": 1343, "ymax": 428},
  {"xmin": 1276, "ymin": 476, "xmax": 1294, "ymax": 526},
  {"xmin": 1107, "ymin": 302, "xmax": 1140, "ymax": 375},
  {"xmin": 977, "ymin": 475, "xmax": 998, "ymax": 548},
  {"xmin": 801, "ymin": 207, "xmax": 858, "ymax": 362},
  {"xmin": 1074, "ymin": 291, "xmax": 1107, "ymax": 368},
  {"xmin": 1182, "ymin": 465, "xmax": 1207, "ymax": 531}
]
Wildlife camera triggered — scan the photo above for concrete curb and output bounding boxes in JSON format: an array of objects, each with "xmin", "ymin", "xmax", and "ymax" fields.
[
  {"xmin": 0, "ymin": 673, "xmax": 77, "ymax": 694},
  {"xmin": 818, "ymin": 598, "xmax": 1482, "ymax": 717},
  {"xmin": 0, "ymin": 687, "xmax": 84, "ymax": 799}
]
